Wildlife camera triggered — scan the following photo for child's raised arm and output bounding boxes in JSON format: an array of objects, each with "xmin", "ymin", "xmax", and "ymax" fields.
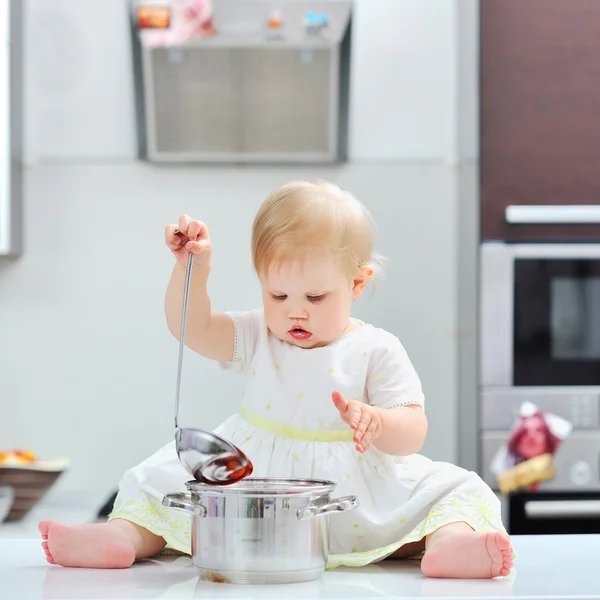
[{"xmin": 164, "ymin": 214, "xmax": 234, "ymax": 362}]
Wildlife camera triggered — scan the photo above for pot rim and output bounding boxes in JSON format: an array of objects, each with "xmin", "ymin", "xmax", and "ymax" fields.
[{"xmin": 185, "ymin": 477, "xmax": 337, "ymax": 497}]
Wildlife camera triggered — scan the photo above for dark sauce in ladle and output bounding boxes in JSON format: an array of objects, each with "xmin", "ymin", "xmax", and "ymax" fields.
[{"xmin": 193, "ymin": 454, "xmax": 254, "ymax": 485}]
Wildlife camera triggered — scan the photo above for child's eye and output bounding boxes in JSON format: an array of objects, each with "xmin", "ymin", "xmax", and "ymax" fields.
[
  {"xmin": 271, "ymin": 294, "xmax": 287, "ymax": 302},
  {"xmin": 308, "ymin": 295, "xmax": 325, "ymax": 303}
]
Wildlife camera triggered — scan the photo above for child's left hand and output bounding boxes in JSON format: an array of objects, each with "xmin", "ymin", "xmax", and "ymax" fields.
[{"xmin": 332, "ymin": 391, "xmax": 383, "ymax": 453}]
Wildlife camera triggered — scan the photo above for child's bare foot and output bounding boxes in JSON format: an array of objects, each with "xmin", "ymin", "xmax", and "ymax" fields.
[
  {"xmin": 39, "ymin": 521, "xmax": 136, "ymax": 569},
  {"xmin": 421, "ymin": 526, "xmax": 513, "ymax": 579}
]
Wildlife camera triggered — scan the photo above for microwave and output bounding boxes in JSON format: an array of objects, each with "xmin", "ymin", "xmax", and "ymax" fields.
[{"xmin": 481, "ymin": 243, "xmax": 600, "ymax": 389}]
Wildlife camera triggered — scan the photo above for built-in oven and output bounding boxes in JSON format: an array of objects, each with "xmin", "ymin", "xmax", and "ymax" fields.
[{"xmin": 480, "ymin": 242, "xmax": 600, "ymax": 534}]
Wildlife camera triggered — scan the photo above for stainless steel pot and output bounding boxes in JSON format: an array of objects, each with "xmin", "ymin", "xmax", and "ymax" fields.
[{"xmin": 162, "ymin": 478, "xmax": 358, "ymax": 584}]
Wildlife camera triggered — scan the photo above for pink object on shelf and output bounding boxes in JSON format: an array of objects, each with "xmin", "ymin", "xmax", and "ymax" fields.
[{"xmin": 139, "ymin": 0, "xmax": 215, "ymax": 47}]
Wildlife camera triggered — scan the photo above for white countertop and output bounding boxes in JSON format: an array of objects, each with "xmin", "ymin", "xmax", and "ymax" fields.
[{"xmin": 0, "ymin": 534, "xmax": 598, "ymax": 600}]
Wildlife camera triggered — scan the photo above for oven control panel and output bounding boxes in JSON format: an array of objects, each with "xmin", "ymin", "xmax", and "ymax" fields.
[
  {"xmin": 481, "ymin": 388, "xmax": 600, "ymax": 430},
  {"xmin": 480, "ymin": 387, "xmax": 600, "ymax": 492}
]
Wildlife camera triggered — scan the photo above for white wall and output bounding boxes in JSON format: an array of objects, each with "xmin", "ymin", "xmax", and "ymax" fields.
[
  {"xmin": 455, "ymin": 0, "xmax": 479, "ymax": 162},
  {"xmin": 23, "ymin": 0, "xmax": 137, "ymax": 162},
  {"xmin": 0, "ymin": 0, "xmax": 474, "ymax": 503},
  {"xmin": 349, "ymin": 0, "xmax": 456, "ymax": 161},
  {"xmin": 456, "ymin": 0, "xmax": 480, "ymax": 471}
]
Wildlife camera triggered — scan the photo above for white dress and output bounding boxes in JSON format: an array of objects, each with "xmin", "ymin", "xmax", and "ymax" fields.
[{"xmin": 109, "ymin": 309, "xmax": 506, "ymax": 569}]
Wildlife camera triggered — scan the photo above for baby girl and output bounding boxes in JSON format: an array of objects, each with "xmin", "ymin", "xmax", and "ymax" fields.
[{"xmin": 39, "ymin": 180, "xmax": 513, "ymax": 579}]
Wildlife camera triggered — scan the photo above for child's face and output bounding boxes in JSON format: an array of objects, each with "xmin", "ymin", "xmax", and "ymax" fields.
[{"xmin": 261, "ymin": 254, "xmax": 370, "ymax": 348}]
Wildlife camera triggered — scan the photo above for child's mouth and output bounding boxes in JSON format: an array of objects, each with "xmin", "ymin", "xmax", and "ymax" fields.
[{"xmin": 289, "ymin": 326, "xmax": 312, "ymax": 341}]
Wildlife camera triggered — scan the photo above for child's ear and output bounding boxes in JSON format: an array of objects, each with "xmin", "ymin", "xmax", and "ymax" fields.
[{"xmin": 352, "ymin": 266, "xmax": 375, "ymax": 298}]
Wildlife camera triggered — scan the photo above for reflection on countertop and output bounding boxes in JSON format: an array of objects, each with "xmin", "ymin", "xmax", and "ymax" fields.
[{"xmin": 1, "ymin": 535, "xmax": 599, "ymax": 599}]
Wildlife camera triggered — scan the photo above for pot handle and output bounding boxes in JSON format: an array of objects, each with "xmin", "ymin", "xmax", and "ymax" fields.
[
  {"xmin": 297, "ymin": 495, "xmax": 359, "ymax": 520},
  {"xmin": 162, "ymin": 493, "xmax": 207, "ymax": 517}
]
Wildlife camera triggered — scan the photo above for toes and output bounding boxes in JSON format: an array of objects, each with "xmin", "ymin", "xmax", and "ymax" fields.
[
  {"xmin": 499, "ymin": 566, "xmax": 511, "ymax": 577},
  {"xmin": 486, "ymin": 533, "xmax": 514, "ymax": 578},
  {"xmin": 496, "ymin": 532, "xmax": 512, "ymax": 551},
  {"xmin": 42, "ymin": 541, "xmax": 53, "ymax": 559},
  {"xmin": 38, "ymin": 521, "xmax": 49, "ymax": 536},
  {"xmin": 41, "ymin": 540, "xmax": 56, "ymax": 565},
  {"xmin": 38, "ymin": 520, "xmax": 58, "ymax": 538},
  {"xmin": 496, "ymin": 545, "xmax": 514, "ymax": 578}
]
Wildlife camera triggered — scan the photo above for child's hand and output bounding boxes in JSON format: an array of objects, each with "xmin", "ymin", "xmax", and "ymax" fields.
[
  {"xmin": 165, "ymin": 214, "xmax": 212, "ymax": 269},
  {"xmin": 332, "ymin": 391, "xmax": 383, "ymax": 453}
]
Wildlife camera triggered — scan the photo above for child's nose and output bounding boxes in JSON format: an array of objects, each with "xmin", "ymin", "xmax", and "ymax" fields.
[{"xmin": 287, "ymin": 303, "xmax": 308, "ymax": 319}]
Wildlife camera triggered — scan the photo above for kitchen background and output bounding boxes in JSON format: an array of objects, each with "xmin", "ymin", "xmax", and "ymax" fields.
[
  {"xmin": 3, "ymin": 0, "xmax": 597, "ymax": 534},
  {"xmin": 0, "ymin": 0, "xmax": 478, "ymax": 513}
]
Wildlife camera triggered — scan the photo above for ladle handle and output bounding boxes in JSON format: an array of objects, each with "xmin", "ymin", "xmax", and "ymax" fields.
[{"xmin": 174, "ymin": 251, "xmax": 194, "ymax": 430}]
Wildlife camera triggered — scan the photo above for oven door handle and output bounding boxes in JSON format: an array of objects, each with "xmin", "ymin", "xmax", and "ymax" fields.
[
  {"xmin": 524, "ymin": 500, "xmax": 600, "ymax": 519},
  {"xmin": 505, "ymin": 205, "xmax": 600, "ymax": 224}
]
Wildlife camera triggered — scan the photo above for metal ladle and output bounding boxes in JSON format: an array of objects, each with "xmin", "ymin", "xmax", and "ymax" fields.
[{"xmin": 174, "ymin": 251, "xmax": 253, "ymax": 485}]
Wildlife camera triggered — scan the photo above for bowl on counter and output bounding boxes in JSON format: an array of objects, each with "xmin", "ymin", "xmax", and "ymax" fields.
[
  {"xmin": 0, "ymin": 452, "xmax": 69, "ymax": 521},
  {"xmin": 0, "ymin": 485, "xmax": 14, "ymax": 523}
]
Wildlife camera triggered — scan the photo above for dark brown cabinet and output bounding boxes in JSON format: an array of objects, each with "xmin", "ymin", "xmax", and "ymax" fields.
[{"xmin": 480, "ymin": 0, "xmax": 600, "ymax": 242}]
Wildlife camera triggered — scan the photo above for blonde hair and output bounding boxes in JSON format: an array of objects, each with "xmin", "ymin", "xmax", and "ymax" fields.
[{"xmin": 252, "ymin": 180, "xmax": 382, "ymax": 280}]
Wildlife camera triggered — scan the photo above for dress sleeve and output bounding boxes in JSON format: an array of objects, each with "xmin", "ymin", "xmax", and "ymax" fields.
[
  {"xmin": 366, "ymin": 333, "xmax": 425, "ymax": 411},
  {"xmin": 218, "ymin": 308, "xmax": 264, "ymax": 373}
]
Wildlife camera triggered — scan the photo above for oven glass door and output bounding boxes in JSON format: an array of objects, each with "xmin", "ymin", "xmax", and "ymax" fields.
[{"xmin": 514, "ymin": 258, "xmax": 600, "ymax": 386}]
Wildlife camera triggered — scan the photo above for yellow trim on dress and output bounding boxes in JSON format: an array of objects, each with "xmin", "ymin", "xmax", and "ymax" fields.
[
  {"xmin": 238, "ymin": 405, "xmax": 354, "ymax": 442},
  {"xmin": 108, "ymin": 497, "xmax": 192, "ymax": 556},
  {"xmin": 326, "ymin": 494, "xmax": 514, "ymax": 569}
]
